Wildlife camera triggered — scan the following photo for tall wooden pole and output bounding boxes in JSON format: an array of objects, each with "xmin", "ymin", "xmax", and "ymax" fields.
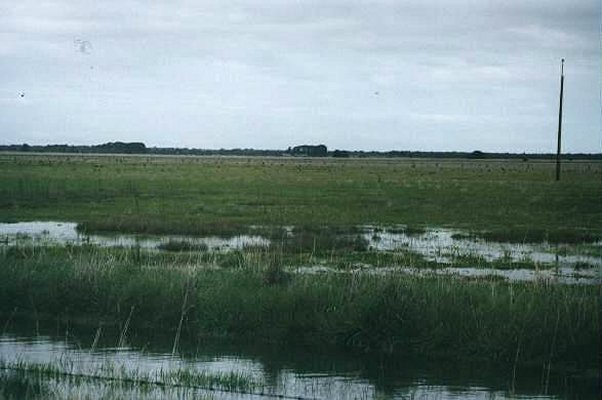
[{"xmin": 555, "ymin": 59, "xmax": 564, "ymax": 181}]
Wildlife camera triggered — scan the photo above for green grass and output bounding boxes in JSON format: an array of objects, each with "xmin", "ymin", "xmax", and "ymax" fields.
[
  {"xmin": 0, "ymin": 245, "xmax": 597, "ymax": 369},
  {"xmin": 1, "ymin": 154, "xmax": 600, "ymax": 242},
  {"xmin": 447, "ymin": 253, "xmax": 545, "ymax": 270},
  {"xmin": 157, "ymin": 240, "xmax": 209, "ymax": 252},
  {"xmin": 385, "ymin": 225, "xmax": 427, "ymax": 236}
]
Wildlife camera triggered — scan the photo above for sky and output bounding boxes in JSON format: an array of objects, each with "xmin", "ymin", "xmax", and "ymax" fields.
[{"xmin": 1, "ymin": 0, "xmax": 600, "ymax": 152}]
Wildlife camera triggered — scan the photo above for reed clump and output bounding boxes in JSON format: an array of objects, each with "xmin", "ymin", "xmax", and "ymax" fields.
[
  {"xmin": 0, "ymin": 359, "xmax": 261, "ymax": 396},
  {"xmin": 157, "ymin": 240, "xmax": 209, "ymax": 252},
  {"xmin": 0, "ymin": 246, "xmax": 597, "ymax": 369}
]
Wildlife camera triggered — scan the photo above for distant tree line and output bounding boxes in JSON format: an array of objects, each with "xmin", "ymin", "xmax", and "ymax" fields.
[
  {"xmin": 2, "ymin": 142, "xmax": 147, "ymax": 154},
  {"xmin": 0, "ymin": 143, "xmax": 600, "ymax": 160},
  {"xmin": 149, "ymin": 147, "xmax": 284, "ymax": 156},
  {"xmin": 287, "ymin": 144, "xmax": 328, "ymax": 157}
]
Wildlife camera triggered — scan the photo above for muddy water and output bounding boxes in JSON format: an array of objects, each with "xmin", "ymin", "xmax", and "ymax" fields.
[{"xmin": 0, "ymin": 322, "xmax": 595, "ymax": 400}]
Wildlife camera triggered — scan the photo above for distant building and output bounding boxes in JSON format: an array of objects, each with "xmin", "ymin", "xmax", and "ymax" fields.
[{"xmin": 289, "ymin": 144, "xmax": 328, "ymax": 157}]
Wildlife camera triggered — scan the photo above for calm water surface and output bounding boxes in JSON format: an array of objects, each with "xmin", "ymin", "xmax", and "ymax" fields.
[{"xmin": 0, "ymin": 322, "xmax": 596, "ymax": 399}]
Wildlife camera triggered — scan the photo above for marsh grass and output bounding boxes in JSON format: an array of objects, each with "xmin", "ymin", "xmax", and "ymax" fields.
[
  {"xmin": 450, "ymin": 232, "xmax": 480, "ymax": 241},
  {"xmin": 555, "ymin": 243, "xmax": 602, "ymax": 258},
  {"xmin": 262, "ymin": 256, "xmax": 290, "ymax": 286},
  {"xmin": 448, "ymin": 253, "xmax": 545, "ymax": 270},
  {"xmin": 0, "ymin": 245, "xmax": 597, "ymax": 368},
  {"xmin": 385, "ymin": 226, "xmax": 426, "ymax": 236},
  {"xmin": 0, "ymin": 370, "xmax": 49, "ymax": 400},
  {"xmin": 323, "ymin": 249, "xmax": 434, "ymax": 270},
  {"xmin": 279, "ymin": 226, "xmax": 369, "ymax": 254},
  {"xmin": 0, "ymin": 359, "xmax": 261, "ymax": 396},
  {"xmin": 157, "ymin": 240, "xmax": 209, "ymax": 252},
  {"xmin": 479, "ymin": 228, "xmax": 601, "ymax": 244},
  {"xmin": 77, "ymin": 219, "xmax": 251, "ymax": 238},
  {"xmin": 573, "ymin": 261, "xmax": 596, "ymax": 270}
]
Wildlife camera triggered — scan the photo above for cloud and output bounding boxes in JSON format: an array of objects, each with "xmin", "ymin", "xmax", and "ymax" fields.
[{"xmin": 0, "ymin": 0, "xmax": 598, "ymax": 152}]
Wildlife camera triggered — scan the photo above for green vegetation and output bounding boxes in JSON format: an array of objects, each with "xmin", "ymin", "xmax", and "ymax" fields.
[
  {"xmin": 0, "ymin": 154, "xmax": 600, "ymax": 242},
  {"xmin": 0, "ymin": 246, "xmax": 597, "ymax": 369},
  {"xmin": 446, "ymin": 253, "xmax": 545, "ymax": 270},
  {"xmin": 0, "ymin": 153, "xmax": 599, "ymax": 385},
  {"xmin": 157, "ymin": 240, "xmax": 209, "ymax": 252},
  {"xmin": 385, "ymin": 225, "xmax": 427, "ymax": 236},
  {"xmin": 0, "ymin": 371, "xmax": 50, "ymax": 400},
  {"xmin": 0, "ymin": 359, "xmax": 257, "ymax": 399},
  {"xmin": 282, "ymin": 226, "xmax": 368, "ymax": 253},
  {"xmin": 478, "ymin": 228, "xmax": 602, "ymax": 244}
]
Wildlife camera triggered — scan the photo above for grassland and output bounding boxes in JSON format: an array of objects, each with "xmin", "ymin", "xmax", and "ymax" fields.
[{"xmin": 0, "ymin": 154, "xmax": 600, "ymax": 241}]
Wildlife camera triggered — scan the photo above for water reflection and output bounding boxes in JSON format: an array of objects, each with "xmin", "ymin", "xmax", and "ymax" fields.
[
  {"xmin": 0, "ymin": 221, "xmax": 269, "ymax": 252},
  {"xmin": 293, "ymin": 265, "xmax": 599, "ymax": 285},
  {"xmin": 362, "ymin": 226, "xmax": 601, "ymax": 268},
  {"xmin": 0, "ymin": 320, "xmax": 596, "ymax": 399},
  {"xmin": 0, "ymin": 221, "xmax": 599, "ymax": 284}
]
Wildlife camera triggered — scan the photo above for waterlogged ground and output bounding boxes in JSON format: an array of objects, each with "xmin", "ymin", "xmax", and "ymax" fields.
[
  {"xmin": 0, "ymin": 221, "xmax": 599, "ymax": 284},
  {"xmin": 293, "ymin": 265, "xmax": 599, "ymax": 285},
  {"xmin": 1, "ymin": 158, "xmax": 599, "ymax": 398},
  {"xmin": 0, "ymin": 221, "xmax": 270, "ymax": 252},
  {"xmin": 362, "ymin": 226, "xmax": 601, "ymax": 266},
  {"xmin": 0, "ymin": 323, "xmax": 596, "ymax": 400}
]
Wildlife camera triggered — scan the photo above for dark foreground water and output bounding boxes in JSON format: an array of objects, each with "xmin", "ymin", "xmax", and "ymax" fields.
[{"xmin": 0, "ymin": 320, "xmax": 597, "ymax": 399}]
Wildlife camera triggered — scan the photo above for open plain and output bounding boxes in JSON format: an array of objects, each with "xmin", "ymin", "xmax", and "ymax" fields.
[{"xmin": 0, "ymin": 153, "xmax": 600, "ymax": 399}]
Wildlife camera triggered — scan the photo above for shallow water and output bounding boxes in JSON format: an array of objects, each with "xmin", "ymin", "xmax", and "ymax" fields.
[
  {"xmin": 362, "ymin": 226, "xmax": 602, "ymax": 268},
  {"xmin": 0, "ymin": 322, "xmax": 596, "ymax": 400},
  {"xmin": 0, "ymin": 222, "xmax": 599, "ymax": 285},
  {"xmin": 292, "ymin": 264, "xmax": 600, "ymax": 285},
  {"xmin": 0, "ymin": 221, "xmax": 270, "ymax": 252}
]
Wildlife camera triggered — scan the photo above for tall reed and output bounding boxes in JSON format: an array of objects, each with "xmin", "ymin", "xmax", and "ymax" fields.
[{"xmin": 0, "ymin": 245, "xmax": 597, "ymax": 368}]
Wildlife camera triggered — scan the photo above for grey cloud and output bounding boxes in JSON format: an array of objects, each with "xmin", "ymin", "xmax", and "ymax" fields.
[{"xmin": 0, "ymin": 0, "xmax": 598, "ymax": 152}]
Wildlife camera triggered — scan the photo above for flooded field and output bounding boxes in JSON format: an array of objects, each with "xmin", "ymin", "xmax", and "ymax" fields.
[
  {"xmin": 1, "ymin": 155, "xmax": 599, "ymax": 399},
  {"xmin": 293, "ymin": 264, "xmax": 599, "ymax": 285},
  {"xmin": 0, "ymin": 221, "xmax": 270, "ymax": 252},
  {"xmin": 1, "ymin": 221, "xmax": 599, "ymax": 285},
  {"xmin": 362, "ymin": 226, "xmax": 601, "ymax": 267},
  {"xmin": 1, "ymin": 322, "xmax": 596, "ymax": 400}
]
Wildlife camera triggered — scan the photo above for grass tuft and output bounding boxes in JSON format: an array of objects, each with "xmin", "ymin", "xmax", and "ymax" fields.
[
  {"xmin": 0, "ymin": 245, "xmax": 597, "ymax": 368},
  {"xmin": 157, "ymin": 240, "xmax": 209, "ymax": 252}
]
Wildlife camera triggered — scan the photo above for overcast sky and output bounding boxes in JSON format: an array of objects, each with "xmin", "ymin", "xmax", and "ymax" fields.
[{"xmin": 1, "ymin": 0, "xmax": 599, "ymax": 152}]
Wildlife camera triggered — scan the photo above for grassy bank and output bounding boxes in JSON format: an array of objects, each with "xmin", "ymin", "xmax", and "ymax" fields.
[
  {"xmin": 1, "ymin": 154, "xmax": 600, "ymax": 241},
  {"xmin": 0, "ymin": 246, "xmax": 597, "ymax": 369}
]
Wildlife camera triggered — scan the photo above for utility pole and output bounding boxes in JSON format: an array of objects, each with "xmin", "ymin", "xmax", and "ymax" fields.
[{"xmin": 555, "ymin": 59, "xmax": 564, "ymax": 181}]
